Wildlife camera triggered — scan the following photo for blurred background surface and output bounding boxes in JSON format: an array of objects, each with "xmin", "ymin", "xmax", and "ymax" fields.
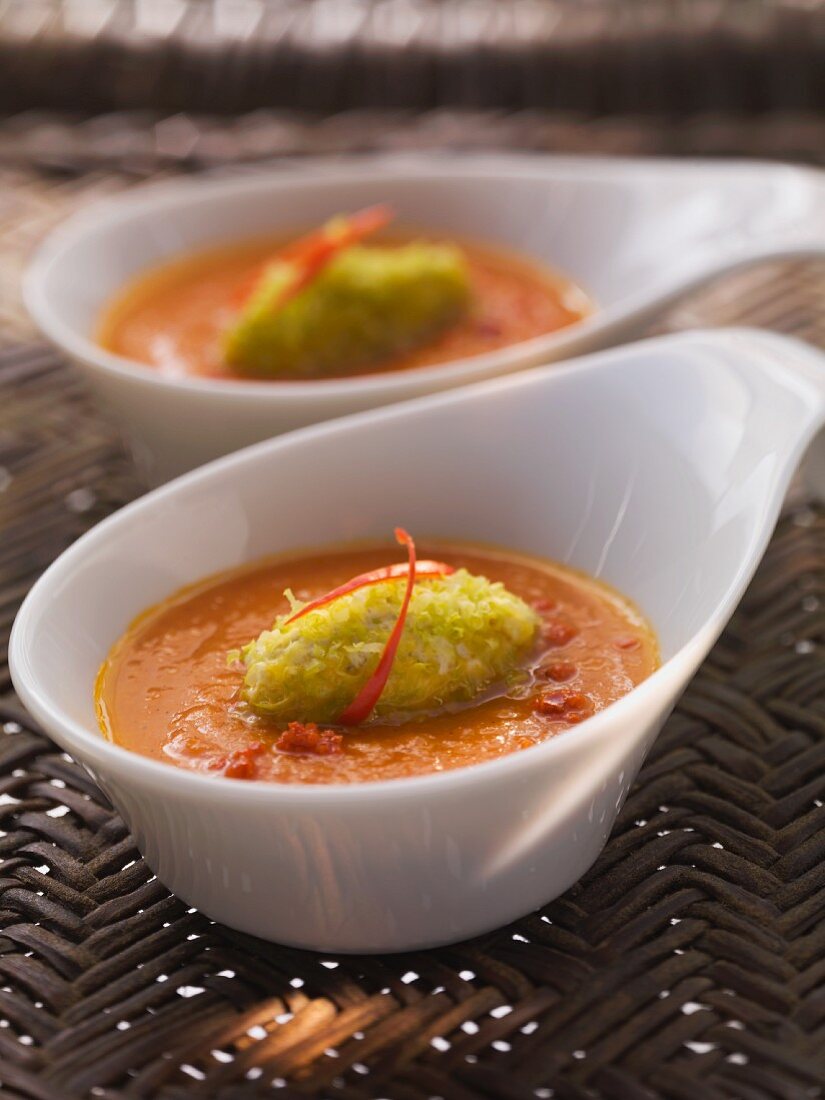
[
  {"xmin": 1, "ymin": 8, "xmax": 824, "ymax": 1100},
  {"xmin": 0, "ymin": 0, "xmax": 823, "ymax": 117},
  {"xmin": 0, "ymin": 0, "xmax": 822, "ymax": 169}
]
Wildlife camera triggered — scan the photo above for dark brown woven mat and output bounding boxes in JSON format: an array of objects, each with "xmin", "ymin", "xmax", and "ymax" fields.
[
  {"xmin": 1, "ymin": 0, "xmax": 823, "ymax": 116},
  {"xmin": 2, "ymin": 109, "xmax": 825, "ymax": 175},
  {"xmin": 1, "ymin": 116, "xmax": 824, "ymax": 1099}
]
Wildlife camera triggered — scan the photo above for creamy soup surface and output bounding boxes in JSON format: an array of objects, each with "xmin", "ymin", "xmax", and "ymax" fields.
[
  {"xmin": 98, "ymin": 233, "xmax": 592, "ymax": 381},
  {"xmin": 97, "ymin": 543, "xmax": 659, "ymax": 784}
]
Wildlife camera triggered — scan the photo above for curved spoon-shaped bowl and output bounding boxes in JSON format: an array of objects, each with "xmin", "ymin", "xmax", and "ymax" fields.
[
  {"xmin": 10, "ymin": 328, "xmax": 825, "ymax": 952},
  {"xmin": 24, "ymin": 154, "xmax": 825, "ymax": 482}
]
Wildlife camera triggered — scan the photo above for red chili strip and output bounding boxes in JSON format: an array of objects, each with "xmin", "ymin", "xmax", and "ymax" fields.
[
  {"xmin": 233, "ymin": 204, "xmax": 393, "ymax": 309},
  {"xmin": 285, "ymin": 558, "xmax": 453, "ymax": 625},
  {"xmin": 337, "ymin": 527, "xmax": 418, "ymax": 726},
  {"xmin": 282, "ymin": 204, "xmax": 393, "ymax": 264},
  {"xmin": 276, "ymin": 204, "xmax": 393, "ymax": 308}
]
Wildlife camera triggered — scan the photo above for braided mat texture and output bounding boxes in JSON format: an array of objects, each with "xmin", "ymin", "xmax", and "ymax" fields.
[
  {"xmin": 0, "ymin": 0, "xmax": 823, "ymax": 116},
  {"xmin": 0, "ymin": 118, "xmax": 824, "ymax": 1098}
]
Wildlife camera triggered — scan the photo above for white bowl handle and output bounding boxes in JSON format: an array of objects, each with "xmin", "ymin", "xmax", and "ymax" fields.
[{"xmin": 769, "ymin": 331, "xmax": 825, "ymax": 503}]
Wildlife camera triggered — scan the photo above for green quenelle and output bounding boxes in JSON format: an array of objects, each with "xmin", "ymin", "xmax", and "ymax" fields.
[
  {"xmin": 233, "ymin": 570, "xmax": 540, "ymax": 725},
  {"xmin": 223, "ymin": 242, "xmax": 471, "ymax": 378}
]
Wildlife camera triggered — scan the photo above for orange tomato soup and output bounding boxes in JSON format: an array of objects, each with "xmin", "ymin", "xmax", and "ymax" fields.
[
  {"xmin": 97, "ymin": 234, "xmax": 591, "ymax": 381},
  {"xmin": 96, "ymin": 544, "xmax": 658, "ymax": 784}
]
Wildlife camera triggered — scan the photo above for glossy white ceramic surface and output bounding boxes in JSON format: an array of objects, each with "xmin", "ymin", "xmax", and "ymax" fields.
[
  {"xmin": 10, "ymin": 329, "xmax": 825, "ymax": 952},
  {"xmin": 24, "ymin": 155, "xmax": 825, "ymax": 482}
]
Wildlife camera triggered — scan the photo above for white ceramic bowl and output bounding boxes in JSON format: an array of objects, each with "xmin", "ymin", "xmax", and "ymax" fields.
[
  {"xmin": 10, "ymin": 329, "xmax": 825, "ymax": 953},
  {"xmin": 24, "ymin": 154, "xmax": 825, "ymax": 483}
]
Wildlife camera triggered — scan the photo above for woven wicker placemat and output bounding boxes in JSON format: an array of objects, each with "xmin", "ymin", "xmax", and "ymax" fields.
[
  {"xmin": 0, "ymin": 114, "xmax": 824, "ymax": 1099},
  {"xmin": 1, "ymin": 0, "xmax": 823, "ymax": 116}
]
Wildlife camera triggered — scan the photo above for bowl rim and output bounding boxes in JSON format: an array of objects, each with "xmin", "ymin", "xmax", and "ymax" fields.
[
  {"xmin": 23, "ymin": 153, "xmax": 819, "ymax": 404},
  {"xmin": 9, "ymin": 327, "xmax": 809, "ymax": 804}
]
